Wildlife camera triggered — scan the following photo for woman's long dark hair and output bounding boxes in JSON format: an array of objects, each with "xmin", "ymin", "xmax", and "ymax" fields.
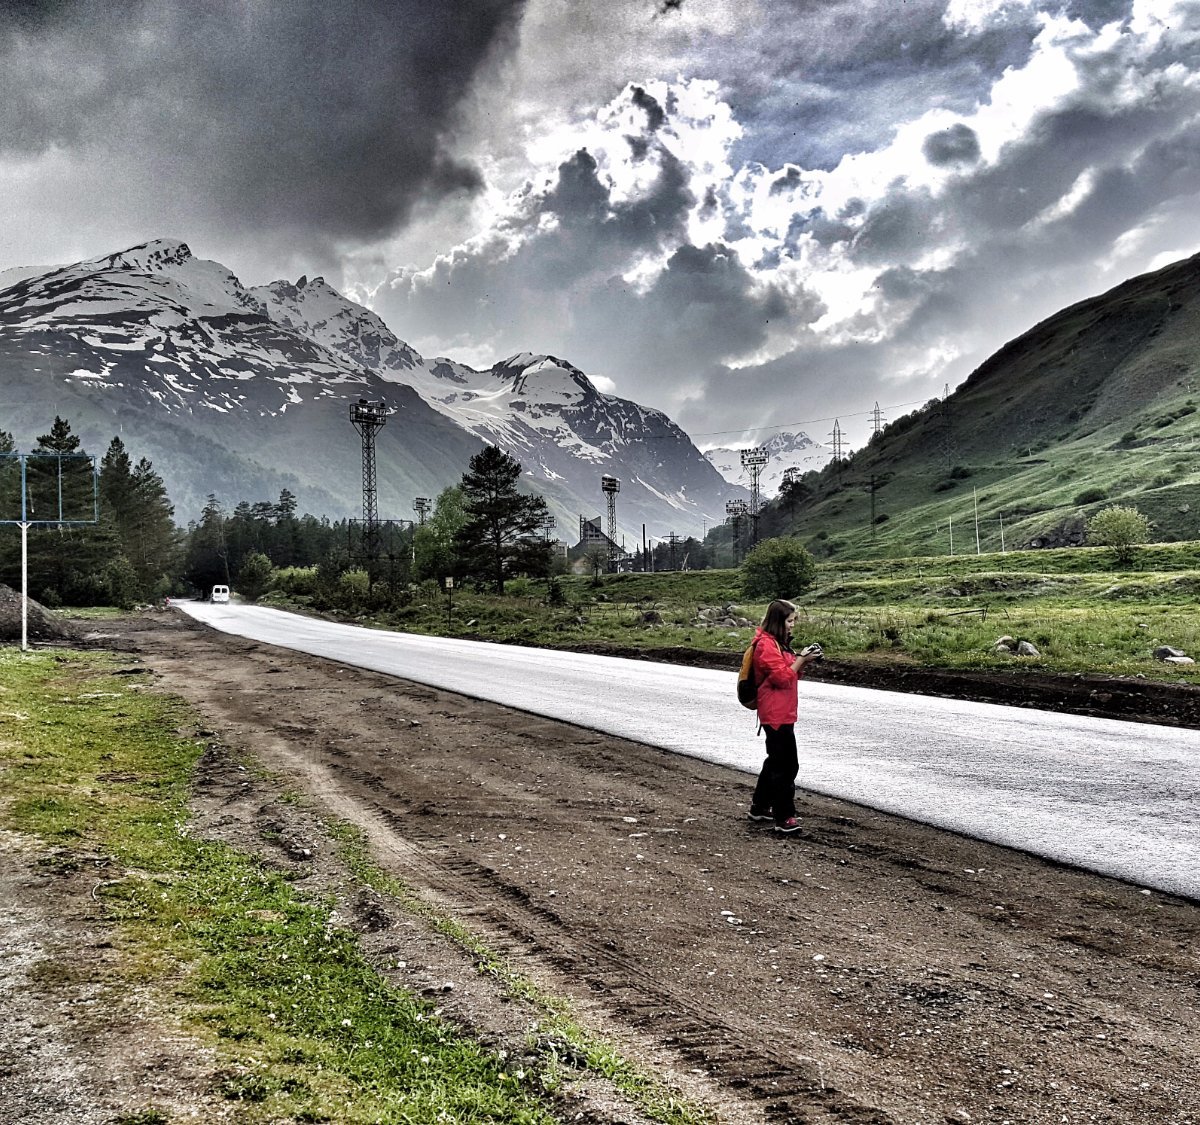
[{"xmin": 760, "ymin": 599, "xmax": 797, "ymax": 649}]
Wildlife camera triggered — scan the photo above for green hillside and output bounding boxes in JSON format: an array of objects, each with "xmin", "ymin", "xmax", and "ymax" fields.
[{"xmin": 742, "ymin": 251, "xmax": 1200, "ymax": 559}]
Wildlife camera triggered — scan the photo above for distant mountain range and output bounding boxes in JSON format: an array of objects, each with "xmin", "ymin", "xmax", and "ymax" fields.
[
  {"xmin": 704, "ymin": 431, "xmax": 833, "ymax": 498},
  {"xmin": 0, "ymin": 239, "xmax": 749, "ymax": 541}
]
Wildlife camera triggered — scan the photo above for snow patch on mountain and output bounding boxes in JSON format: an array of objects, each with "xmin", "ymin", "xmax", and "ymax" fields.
[
  {"xmin": 1, "ymin": 239, "xmax": 748, "ymax": 537},
  {"xmin": 704, "ymin": 431, "xmax": 833, "ymax": 497}
]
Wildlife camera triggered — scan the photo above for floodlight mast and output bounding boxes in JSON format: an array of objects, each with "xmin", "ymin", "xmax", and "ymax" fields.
[
  {"xmin": 349, "ymin": 398, "xmax": 388, "ymax": 571},
  {"xmin": 725, "ymin": 498, "xmax": 749, "ymax": 564},
  {"xmin": 413, "ymin": 497, "xmax": 431, "ymax": 526},
  {"xmin": 739, "ymin": 447, "xmax": 769, "ymax": 545},
  {"xmin": 600, "ymin": 475, "xmax": 620, "ymax": 571}
]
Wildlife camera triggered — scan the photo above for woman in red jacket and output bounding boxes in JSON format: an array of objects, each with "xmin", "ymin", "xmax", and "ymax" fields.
[{"xmin": 747, "ymin": 599, "xmax": 823, "ymax": 833}]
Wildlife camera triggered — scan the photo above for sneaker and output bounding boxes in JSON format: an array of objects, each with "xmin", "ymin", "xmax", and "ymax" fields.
[
  {"xmin": 747, "ymin": 807, "xmax": 773, "ymax": 822},
  {"xmin": 774, "ymin": 817, "xmax": 802, "ymax": 834}
]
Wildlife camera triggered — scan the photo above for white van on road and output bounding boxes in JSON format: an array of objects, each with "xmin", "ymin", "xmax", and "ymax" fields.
[{"xmin": 210, "ymin": 585, "xmax": 230, "ymax": 604}]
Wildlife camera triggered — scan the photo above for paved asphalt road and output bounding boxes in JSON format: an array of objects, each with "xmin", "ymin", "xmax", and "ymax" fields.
[{"xmin": 179, "ymin": 601, "xmax": 1200, "ymax": 901}]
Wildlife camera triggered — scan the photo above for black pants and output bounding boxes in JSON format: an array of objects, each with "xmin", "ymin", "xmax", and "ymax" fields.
[{"xmin": 751, "ymin": 724, "xmax": 798, "ymax": 824}]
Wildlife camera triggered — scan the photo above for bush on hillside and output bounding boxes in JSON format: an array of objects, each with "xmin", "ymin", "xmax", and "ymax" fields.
[
  {"xmin": 1074, "ymin": 487, "xmax": 1108, "ymax": 505},
  {"xmin": 741, "ymin": 537, "xmax": 817, "ymax": 600},
  {"xmin": 1087, "ymin": 505, "xmax": 1152, "ymax": 565}
]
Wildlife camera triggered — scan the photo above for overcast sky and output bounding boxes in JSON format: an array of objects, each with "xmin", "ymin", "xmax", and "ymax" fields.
[{"xmin": 2, "ymin": 0, "xmax": 1198, "ymax": 449}]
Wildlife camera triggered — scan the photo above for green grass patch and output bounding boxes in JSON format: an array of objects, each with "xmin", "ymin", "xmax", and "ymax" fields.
[
  {"xmin": 0, "ymin": 649, "xmax": 557, "ymax": 1123},
  {"xmin": 0, "ymin": 647, "xmax": 715, "ymax": 1125},
  {"xmin": 322, "ymin": 817, "xmax": 713, "ymax": 1125}
]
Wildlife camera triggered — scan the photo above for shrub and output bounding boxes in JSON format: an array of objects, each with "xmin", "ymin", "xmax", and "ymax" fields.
[
  {"xmin": 236, "ymin": 552, "xmax": 274, "ymax": 603},
  {"xmin": 741, "ymin": 537, "xmax": 817, "ymax": 600},
  {"xmin": 270, "ymin": 566, "xmax": 319, "ymax": 597},
  {"xmin": 1074, "ymin": 487, "xmax": 1108, "ymax": 505},
  {"xmin": 949, "ymin": 465, "xmax": 972, "ymax": 479},
  {"xmin": 1087, "ymin": 505, "xmax": 1153, "ymax": 565}
]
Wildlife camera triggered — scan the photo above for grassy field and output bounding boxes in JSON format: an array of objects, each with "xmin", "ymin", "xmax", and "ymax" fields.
[
  {"xmin": 259, "ymin": 542, "xmax": 1200, "ymax": 685},
  {"xmin": 0, "ymin": 648, "xmax": 713, "ymax": 1125}
]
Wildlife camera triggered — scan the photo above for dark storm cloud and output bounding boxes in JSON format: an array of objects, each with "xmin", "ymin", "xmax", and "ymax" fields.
[
  {"xmin": 923, "ymin": 123, "xmax": 981, "ymax": 167},
  {"xmin": 0, "ymin": 0, "xmax": 526, "ymax": 246},
  {"xmin": 379, "ymin": 135, "xmax": 698, "ymax": 350},
  {"xmin": 588, "ymin": 241, "xmax": 818, "ymax": 374},
  {"xmin": 630, "ymin": 85, "xmax": 666, "ymax": 131},
  {"xmin": 850, "ymin": 188, "xmax": 940, "ymax": 264},
  {"xmin": 770, "ymin": 167, "xmax": 803, "ymax": 196}
]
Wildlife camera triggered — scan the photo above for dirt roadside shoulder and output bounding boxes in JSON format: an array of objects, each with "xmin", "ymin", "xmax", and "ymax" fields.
[{"xmin": 7, "ymin": 611, "xmax": 1200, "ymax": 1125}]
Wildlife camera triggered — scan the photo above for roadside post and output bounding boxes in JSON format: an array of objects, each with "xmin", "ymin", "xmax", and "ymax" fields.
[
  {"xmin": 445, "ymin": 575, "xmax": 453, "ymax": 631},
  {"xmin": 1, "ymin": 452, "xmax": 98, "ymax": 652}
]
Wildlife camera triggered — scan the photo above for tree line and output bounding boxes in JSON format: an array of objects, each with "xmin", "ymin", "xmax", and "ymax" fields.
[{"xmin": 0, "ymin": 419, "xmax": 576, "ymax": 609}]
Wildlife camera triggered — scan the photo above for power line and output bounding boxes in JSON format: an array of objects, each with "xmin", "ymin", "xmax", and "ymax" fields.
[{"xmin": 690, "ymin": 397, "xmax": 929, "ymax": 439}]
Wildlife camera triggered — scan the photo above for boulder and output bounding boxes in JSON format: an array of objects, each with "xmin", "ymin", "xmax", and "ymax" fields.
[
  {"xmin": 1153, "ymin": 645, "xmax": 1187, "ymax": 661},
  {"xmin": 1164, "ymin": 655, "xmax": 1196, "ymax": 665},
  {"xmin": 1016, "ymin": 640, "xmax": 1041, "ymax": 657}
]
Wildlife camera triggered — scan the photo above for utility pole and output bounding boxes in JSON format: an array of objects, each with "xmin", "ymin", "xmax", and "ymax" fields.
[{"xmin": 844, "ymin": 473, "xmax": 888, "ymax": 540}]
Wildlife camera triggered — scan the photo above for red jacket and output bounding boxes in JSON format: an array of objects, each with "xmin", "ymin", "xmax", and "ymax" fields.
[{"xmin": 752, "ymin": 627, "xmax": 804, "ymax": 726}]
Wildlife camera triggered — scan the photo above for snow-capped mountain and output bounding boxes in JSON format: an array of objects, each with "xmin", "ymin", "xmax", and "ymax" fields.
[
  {"xmin": 0, "ymin": 239, "xmax": 746, "ymax": 538},
  {"xmin": 252, "ymin": 274, "xmax": 738, "ymax": 543},
  {"xmin": 704, "ymin": 431, "xmax": 833, "ymax": 497}
]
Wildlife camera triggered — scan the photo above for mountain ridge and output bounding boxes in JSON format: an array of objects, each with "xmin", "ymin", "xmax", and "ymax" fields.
[{"xmin": 0, "ymin": 238, "xmax": 748, "ymax": 540}]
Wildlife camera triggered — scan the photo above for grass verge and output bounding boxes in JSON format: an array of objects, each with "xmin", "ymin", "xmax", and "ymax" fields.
[{"xmin": 0, "ymin": 646, "xmax": 712, "ymax": 1124}]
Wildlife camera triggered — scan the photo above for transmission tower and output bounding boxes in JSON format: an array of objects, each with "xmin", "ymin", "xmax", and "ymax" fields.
[
  {"xmin": 666, "ymin": 532, "xmax": 682, "ymax": 571},
  {"xmin": 829, "ymin": 419, "xmax": 845, "ymax": 463},
  {"xmin": 413, "ymin": 496, "xmax": 431, "ymax": 526},
  {"xmin": 871, "ymin": 401, "xmax": 885, "ymax": 436},
  {"xmin": 739, "ymin": 446, "xmax": 769, "ymax": 545},
  {"xmin": 350, "ymin": 398, "xmax": 389, "ymax": 572},
  {"xmin": 601, "ymin": 475, "xmax": 621, "ymax": 571}
]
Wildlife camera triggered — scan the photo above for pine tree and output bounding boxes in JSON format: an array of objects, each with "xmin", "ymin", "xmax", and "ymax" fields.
[
  {"xmin": 24, "ymin": 418, "xmax": 111, "ymax": 605},
  {"xmin": 184, "ymin": 494, "xmax": 231, "ymax": 595},
  {"xmin": 454, "ymin": 446, "xmax": 550, "ymax": 593},
  {"xmin": 129, "ymin": 457, "xmax": 179, "ymax": 592}
]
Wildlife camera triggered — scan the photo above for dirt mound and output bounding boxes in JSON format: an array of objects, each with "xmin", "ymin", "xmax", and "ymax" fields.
[{"xmin": 0, "ymin": 584, "xmax": 76, "ymax": 644}]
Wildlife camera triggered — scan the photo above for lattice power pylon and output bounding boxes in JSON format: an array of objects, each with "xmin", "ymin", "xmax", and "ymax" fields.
[
  {"xmin": 350, "ymin": 398, "xmax": 389, "ymax": 570},
  {"xmin": 413, "ymin": 496, "xmax": 431, "ymax": 526},
  {"xmin": 739, "ymin": 446, "xmax": 769, "ymax": 545},
  {"xmin": 601, "ymin": 475, "xmax": 621, "ymax": 571},
  {"xmin": 829, "ymin": 419, "xmax": 845, "ymax": 463}
]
